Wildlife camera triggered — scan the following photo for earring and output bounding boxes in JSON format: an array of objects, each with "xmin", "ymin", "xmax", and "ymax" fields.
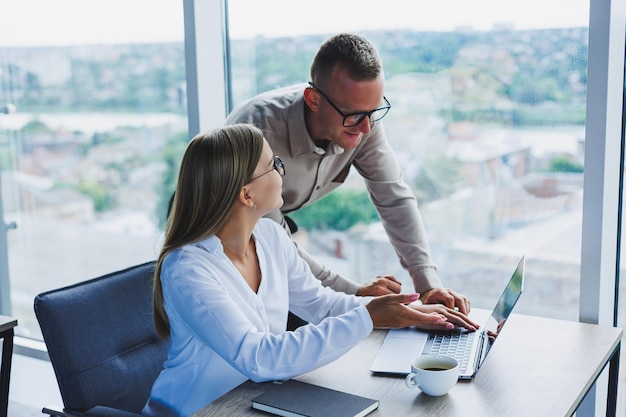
[{"xmin": 250, "ymin": 204, "xmax": 256, "ymax": 212}]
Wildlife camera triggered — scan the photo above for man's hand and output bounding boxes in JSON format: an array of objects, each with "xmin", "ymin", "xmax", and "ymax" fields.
[
  {"xmin": 420, "ymin": 288, "xmax": 471, "ymax": 315},
  {"xmin": 356, "ymin": 275, "xmax": 402, "ymax": 296}
]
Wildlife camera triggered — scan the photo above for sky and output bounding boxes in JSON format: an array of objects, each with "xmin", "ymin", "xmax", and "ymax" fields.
[{"xmin": 0, "ymin": 0, "xmax": 590, "ymax": 47}]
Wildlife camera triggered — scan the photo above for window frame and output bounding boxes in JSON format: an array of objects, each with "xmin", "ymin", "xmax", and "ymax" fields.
[
  {"xmin": 579, "ymin": 0, "xmax": 625, "ymax": 328},
  {"xmin": 578, "ymin": 0, "xmax": 626, "ymax": 414},
  {"xmin": 183, "ymin": 0, "xmax": 230, "ymax": 135}
]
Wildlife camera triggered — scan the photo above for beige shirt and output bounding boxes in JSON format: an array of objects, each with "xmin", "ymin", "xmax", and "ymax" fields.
[{"xmin": 225, "ymin": 84, "xmax": 442, "ymax": 295}]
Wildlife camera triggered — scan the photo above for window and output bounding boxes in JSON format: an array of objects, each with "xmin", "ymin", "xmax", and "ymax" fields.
[
  {"xmin": 220, "ymin": 0, "xmax": 624, "ymax": 414},
  {"xmin": 1, "ymin": 0, "xmax": 623, "ymax": 414},
  {"xmin": 0, "ymin": 0, "xmax": 187, "ymax": 339},
  {"xmin": 226, "ymin": 0, "xmax": 589, "ymax": 318}
]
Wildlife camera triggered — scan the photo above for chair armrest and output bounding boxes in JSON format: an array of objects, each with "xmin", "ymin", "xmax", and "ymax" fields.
[
  {"xmin": 84, "ymin": 406, "xmax": 143, "ymax": 417},
  {"xmin": 41, "ymin": 406, "xmax": 80, "ymax": 417}
]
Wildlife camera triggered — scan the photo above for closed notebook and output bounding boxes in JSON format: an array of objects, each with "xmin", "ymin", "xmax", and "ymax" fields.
[{"xmin": 251, "ymin": 379, "xmax": 379, "ymax": 417}]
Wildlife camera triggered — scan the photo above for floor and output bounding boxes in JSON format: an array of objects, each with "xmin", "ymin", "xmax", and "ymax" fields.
[
  {"xmin": 6, "ymin": 349, "xmax": 62, "ymax": 417},
  {"xmin": 7, "ymin": 402, "xmax": 40, "ymax": 417}
]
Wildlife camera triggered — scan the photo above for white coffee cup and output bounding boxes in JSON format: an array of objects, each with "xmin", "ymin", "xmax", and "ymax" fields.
[{"xmin": 405, "ymin": 355, "xmax": 459, "ymax": 396}]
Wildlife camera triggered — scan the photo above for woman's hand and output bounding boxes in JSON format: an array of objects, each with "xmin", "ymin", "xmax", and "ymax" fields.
[
  {"xmin": 365, "ymin": 294, "xmax": 479, "ymax": 331},
  {"xmin": 409, "ymin": 303, "xmax": 479, "ymax": 331}
]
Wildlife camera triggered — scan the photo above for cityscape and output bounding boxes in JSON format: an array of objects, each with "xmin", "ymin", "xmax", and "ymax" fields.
[{"xmin": 0, "ymin": 27, "xmax": 598, "ymax": 340}]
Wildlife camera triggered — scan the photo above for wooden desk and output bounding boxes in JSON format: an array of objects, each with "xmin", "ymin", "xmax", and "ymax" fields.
[
  {"xmin": 193, "ymin": 313, "xmax": 622, "ymax": 417},
  {"xmin": 0, "ymin": 315, "xmax": 16, "ymax": 417}
]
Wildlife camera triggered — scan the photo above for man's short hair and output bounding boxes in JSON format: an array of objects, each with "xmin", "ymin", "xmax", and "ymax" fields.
[{"xmin": 310, "ymin": 33, "xmax": 383, "ymax": 88}]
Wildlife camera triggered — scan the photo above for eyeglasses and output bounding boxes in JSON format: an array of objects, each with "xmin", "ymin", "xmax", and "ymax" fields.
[
  {"xmin": 308, "ymin": 81, "xmax": 391, "ymax": 127},
  {"xmin": 249, "ymin": 155, "xmax": 285, "ymax": 182}
]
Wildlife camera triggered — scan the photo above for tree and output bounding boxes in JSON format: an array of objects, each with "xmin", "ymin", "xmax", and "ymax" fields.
[
  {"xmin": 75, "ymin": 180, "xmax": 113, "ymax": 212},
  {"xmin": 413, "ymin": 152, "xmax": 465, "ymax": 203},
  {"xmin": 548, "ymin": 155, "xmax": 583, "ymax": 173},
  {"xmin": 155, "ymin": 132, "xmax": 189, "ymax": 227},
  {"xmin": 289, "ymin": 189, "xmax": 379, "ymax": 231}
]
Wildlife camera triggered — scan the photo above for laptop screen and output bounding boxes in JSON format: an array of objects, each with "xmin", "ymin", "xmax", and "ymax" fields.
[{"xmin": 480, "ymin": 256, "xmax": 525, "ymax": 360}]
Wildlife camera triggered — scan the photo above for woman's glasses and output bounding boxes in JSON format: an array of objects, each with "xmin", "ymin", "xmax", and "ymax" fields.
[{"xmin": 249, "ymin": 155, "xmax": 285, "ymax": 182}]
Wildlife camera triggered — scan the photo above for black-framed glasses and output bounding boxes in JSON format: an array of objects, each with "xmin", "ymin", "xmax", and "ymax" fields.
[
  {"xmin": 308, "ymin": 81, "xmax": 391, "ymax": 127},
  {"xmin": 249, "ymin": 155, "xmax": 285, "ymax": 182}
]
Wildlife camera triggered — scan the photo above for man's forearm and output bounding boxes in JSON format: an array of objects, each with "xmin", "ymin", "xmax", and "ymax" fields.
[
  {"xmin": 296, "ymin": 244, "xmax": 361, "ymax": 294},
  {"xmin": 408, "ymin": 264, "xmax": 443, "ymax": 295}
]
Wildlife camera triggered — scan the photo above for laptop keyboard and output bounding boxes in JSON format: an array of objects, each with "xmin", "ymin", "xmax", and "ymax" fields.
[{"xmin": 422, "ymin": 331, "xmax": 476, "ymax": 373}]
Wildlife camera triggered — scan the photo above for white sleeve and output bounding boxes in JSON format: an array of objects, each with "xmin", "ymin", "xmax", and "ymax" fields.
[{"xmin": 161, "ymin": 228, "xmax": 373, "ymax": 383}]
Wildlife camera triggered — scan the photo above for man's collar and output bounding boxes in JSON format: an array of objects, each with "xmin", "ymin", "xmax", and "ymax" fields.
[{"xmin": 287, "ymin": 89, "xmax": 344, "ymax": 157}]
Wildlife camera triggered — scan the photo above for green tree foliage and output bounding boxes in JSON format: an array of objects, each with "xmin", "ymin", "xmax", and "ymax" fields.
[
  {"xmin": 289, "ymin": 189, "xmax": 379, "ymax": 231},
  {"xmin": 378, "ymin": 31, "xmax": 469, "ymax": 75},
  {"xmin": 20, "ymin": 120, "xmax": 49, "ymax": 133},
  {"xmin": 548, "ymin": 155, "xmax": 583, "ymax": 173},
  {"xmin": 155, "ymin": 131, "xmax": 190, "ymax": 227},
  {"xmin": 75, "ymin": 180, "xmax": 113, "ymax": 212},
  {"xmin": 507, "ymin": 75, "xmax": 561, "ymax": 104},
  {"xmin": 413, "ymin": 153, "xmax": 465, "ymax": 203},
  {"xmin": 7, "ymin": 30, "xmax": 587, "ymax": 126},
  {"xmin": 511, "ymin": 105, "xmax": 585, "ymax": 125}
]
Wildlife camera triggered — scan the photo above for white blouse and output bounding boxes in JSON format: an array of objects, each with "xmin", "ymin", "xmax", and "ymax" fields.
[{"xmin": 143, "ymin": 219, "xmax": 373, "ymax": 417}]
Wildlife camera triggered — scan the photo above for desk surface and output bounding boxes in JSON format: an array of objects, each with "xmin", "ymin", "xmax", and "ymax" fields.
[
  {"xmin": 0, "ymin": 315, "xmax": 17, "ymax": 333},
  {"xmin": 193, "ymin": 312, "xmax": 622, "ymax": 417}
]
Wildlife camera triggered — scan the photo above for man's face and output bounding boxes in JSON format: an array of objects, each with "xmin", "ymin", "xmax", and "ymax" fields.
[{"xmin": 314, "ymin": 66, "xmax": 386, "ymax": 150}]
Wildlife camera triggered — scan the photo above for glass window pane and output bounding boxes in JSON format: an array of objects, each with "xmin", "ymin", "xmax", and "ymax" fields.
[
  {"xmin": 619, "ymin": 69, "xmax": 626, "ymax": 416},
  {"xmin": 0, "ymin": 0, "xmax": 187, "ymax": 339},
  {"xmin": 227, "ymin": 0, "xmax": 588, "ymax": 317}
]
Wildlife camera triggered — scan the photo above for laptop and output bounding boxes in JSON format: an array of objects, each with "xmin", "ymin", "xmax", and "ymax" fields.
[{"xmin": 369, "ymin": 256, "xmax": 525, "ymax": 380}]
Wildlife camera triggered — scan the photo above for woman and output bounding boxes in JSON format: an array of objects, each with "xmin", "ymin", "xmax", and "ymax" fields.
[{"xmin": 143, "ymin": 124, "xmax": 472, "ymax": 416}]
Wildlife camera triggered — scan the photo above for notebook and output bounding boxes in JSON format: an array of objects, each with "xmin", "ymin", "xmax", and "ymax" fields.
[
  {"xmin": 251, "ymin": 379, "xmax": 379, "ymax": 417},
  {"xmin": 369, "ymin": 256, "xmax": 525, "ymax": 380}
]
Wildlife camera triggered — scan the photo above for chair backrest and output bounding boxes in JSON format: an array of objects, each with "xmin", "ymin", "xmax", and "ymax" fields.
[{"xmin": 34, "ymin": 261, "xmax": 168, "ymax": 414}]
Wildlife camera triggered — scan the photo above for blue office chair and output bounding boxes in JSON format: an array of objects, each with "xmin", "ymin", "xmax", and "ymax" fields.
[{"xmin": 34, "ymin": 261, "xmax": 168, "ymax": 417}]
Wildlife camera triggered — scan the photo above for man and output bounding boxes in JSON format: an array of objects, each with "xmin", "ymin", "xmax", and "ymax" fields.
[{"xmin": 226, "ymin": 33, "xmax": 471, "ymax": 315}]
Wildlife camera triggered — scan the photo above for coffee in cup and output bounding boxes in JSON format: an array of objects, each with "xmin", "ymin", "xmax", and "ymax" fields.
[{"xmin": 405, "ymin": 355, "xmax": 459, "ymax": 396}]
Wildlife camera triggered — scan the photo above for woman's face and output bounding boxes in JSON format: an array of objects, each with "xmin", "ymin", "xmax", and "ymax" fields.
[{"xmin": 248, "ymin": 139, "xmax": 284, "ymax": 214}]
